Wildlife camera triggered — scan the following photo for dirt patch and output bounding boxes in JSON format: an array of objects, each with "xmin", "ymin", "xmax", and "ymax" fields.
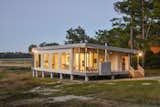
[
  {"xmin": 141, "ymin": 82, "xmax": 151, "ymax": 86},
  {"xmin": 9, "ymin": 95, "xmax": 93, "ymax": 106},
  {"xmin": 28, "ymin": 86, "xmax": 60, "ymax": 95},
  {"xmin": 105, "ymin": 82, "xmax": 116, "ymax": 85},
  {"xmin": 49, "ymin": 95, "xmax": 92, "ymax": 103}
]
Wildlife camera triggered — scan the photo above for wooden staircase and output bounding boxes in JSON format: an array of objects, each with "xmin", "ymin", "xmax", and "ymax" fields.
[{"xmin": 129, "ymin": 65, "xmax": 145, "ymax": 78}]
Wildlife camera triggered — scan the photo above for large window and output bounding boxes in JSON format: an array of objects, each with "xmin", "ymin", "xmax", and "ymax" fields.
[
  {"xmin": 73, "ymin": 48, "xmax": 105, "ymax": 73},
  {"xmin": 43, "ymin": 53, "xmax": 49, "ymax": 69},
  {"xmin": 73, "ymin": 48, "xmax": 85, "ymax": 72},
  {"xmin": 35, "ymin": 53, "xmax": 41, "ymax": 68},
  {"xmin": 61, "ymin": 52, "xmax": 70, "ymax": 70},
  {"xmin": 86, "ymin": 48, "xmax": 98, "ymax": 72},
  {"xmin": 79, "ymin": 48, "xmax": 85, "ymax": 72},
  {"xmin": 52, "ymin": 53, "xmax": 59, "ymax": 70},
  {"xmin": 73, "ymin": 48, "xmax": 79, "ymax": 71}
]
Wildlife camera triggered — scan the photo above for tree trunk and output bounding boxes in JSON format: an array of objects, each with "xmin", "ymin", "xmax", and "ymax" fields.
[{"xmin": 141, "ymin": 0, "xmax": 145, "ymax": 67}]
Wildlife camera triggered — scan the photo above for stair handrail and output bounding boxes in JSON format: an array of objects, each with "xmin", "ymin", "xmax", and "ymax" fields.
[
  {"xmin": 137, "ymin": 64, "xmax": 145, "ymax": 77},
  {"xmin": 129, "ymin": 66, "xmax": 135, "ymax": 78}
]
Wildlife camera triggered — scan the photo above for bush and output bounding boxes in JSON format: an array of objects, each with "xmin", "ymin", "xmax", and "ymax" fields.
[{"xmin": 145, "ymin": 51, "xmax": 160, "ymax": 69}]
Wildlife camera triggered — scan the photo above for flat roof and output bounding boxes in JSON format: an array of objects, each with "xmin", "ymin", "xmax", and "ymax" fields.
[{"xmin": 34, "ymin": 43, "xmax": 141, "ymax": 54}]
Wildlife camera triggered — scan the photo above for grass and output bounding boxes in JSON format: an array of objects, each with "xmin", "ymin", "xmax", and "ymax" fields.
[
  {"xmin": 0, "ymin": 67, "xmax": 160, "ymax": 107},
  {"xmin": 0, "ymin": 58, "xmax": 160, "ymax": 106},
  {"xmin": 0, "ymin": 58, "xmax": 32, "ymax": 67}
]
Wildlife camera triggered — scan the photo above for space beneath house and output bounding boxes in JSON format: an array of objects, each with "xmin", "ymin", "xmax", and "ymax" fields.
[{"xmin": 32, "ymin": 43, "xmax": 144, "ymax": 80}]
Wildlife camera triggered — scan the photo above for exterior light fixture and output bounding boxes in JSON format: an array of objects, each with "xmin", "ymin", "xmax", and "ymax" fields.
[
  {"xmin": 137, "ymin": 52, "xmax": 143, "ymax": 66},
  {"xmin": 138, "ymin": 52, "xmax": 142, "ymax": 57}
]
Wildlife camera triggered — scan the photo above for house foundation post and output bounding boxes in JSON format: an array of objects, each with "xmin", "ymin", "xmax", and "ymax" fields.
[
  {"xmin": 42, "ymin": 71, "xmax": 45, "ymax": 78},
  {"xmin": 70, "ymin": 75, "xmax": 74, "ymax": 80},
  {"xmin": 85, "ymin": 76, "xmax": 89, "ymax": 81},
  {"xmin": 111, "ymin": 75, "xmax": 115, "ymax": 79},
  {"xmin": 60, "ymin": 73, "xmax": 63, "ymax": 79},
  {"xmin": 50, "ymin": 72, "xmax": 53, "ymax": 79}
]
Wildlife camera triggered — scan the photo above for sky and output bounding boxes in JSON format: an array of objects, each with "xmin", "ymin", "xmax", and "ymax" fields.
[{"xmin": 0, "ymin": 0, "xmax": 121, "ymax": 52}]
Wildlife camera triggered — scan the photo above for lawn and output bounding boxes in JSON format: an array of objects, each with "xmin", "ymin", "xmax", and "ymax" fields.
[{"xmin": 0, "ymin": 67, "xmax": 160, "ymax": 107}]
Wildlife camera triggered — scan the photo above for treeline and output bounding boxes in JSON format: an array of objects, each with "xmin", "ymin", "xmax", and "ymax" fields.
[{"xmin": 0, "ymin": 52, "xmax": 32, "ymax": 58}]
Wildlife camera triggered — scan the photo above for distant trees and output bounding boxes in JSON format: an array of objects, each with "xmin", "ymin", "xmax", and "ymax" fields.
[
  {"xmin": 65, "ymin": 26, "xmax": 90, "ymax": 44},
  {"xmin": 65, "ymin": 26, "xmax": 98, "ymax": 44},
  {"xmin": 95, "ymin": 28, "xmax": 129, "ymax": 48},
  {"xmin": 0, "ymin": 52, "xmax": 31, "ymax": 58},
  {"xmin": 39, "ymin": 42, "xmax": 59, "ymax": 47}
]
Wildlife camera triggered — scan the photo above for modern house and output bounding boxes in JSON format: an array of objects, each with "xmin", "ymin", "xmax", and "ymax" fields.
[{"xmin": 32, "ymin": 43, "xmax": 144, "ymax": 81}]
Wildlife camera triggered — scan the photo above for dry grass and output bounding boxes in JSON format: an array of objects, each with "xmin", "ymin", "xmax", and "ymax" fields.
[{"xmin": 0, "ymin": 58, "xmax": 32, "ymax": 67}]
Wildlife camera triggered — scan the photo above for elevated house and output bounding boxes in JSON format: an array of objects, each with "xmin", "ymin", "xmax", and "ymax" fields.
[{"xmin": 32, "ymin": 43, "xmax": 144, "ymax": 81}]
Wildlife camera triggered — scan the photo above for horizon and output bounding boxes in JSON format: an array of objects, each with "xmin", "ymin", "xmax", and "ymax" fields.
[{"xmin": 0, "ymin": 0, "xmax": 121, "ymax": 52}]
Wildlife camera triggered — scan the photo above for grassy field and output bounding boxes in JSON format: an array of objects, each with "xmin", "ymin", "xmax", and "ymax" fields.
[
  {"xmin": 0, "ymin": 67, "xmax": 160, "ymax": 107},
  {"xmin": 0, "ymin": 58, "xmax": 160, "ymax": 106},
  {"xmin": 0, "ymin": 58, "xmax": 32, "ymax": 67}
]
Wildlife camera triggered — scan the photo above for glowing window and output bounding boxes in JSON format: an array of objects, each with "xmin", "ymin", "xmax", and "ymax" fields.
[
  {"xmin": 43, "ymin": 53, "xmax": 49, "ymax": 69},
  {"xmin": 61, "ymin": 52, "xmax": 70, "ymax": 70},
  {"xmin": 52, "ymin": 53, "xmax": 58, "ymax": 70}
]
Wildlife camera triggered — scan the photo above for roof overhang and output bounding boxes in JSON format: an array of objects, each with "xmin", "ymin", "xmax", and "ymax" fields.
[{"xmin": 34, "ymin": 43, "xmax": 141, "ymax": 54}]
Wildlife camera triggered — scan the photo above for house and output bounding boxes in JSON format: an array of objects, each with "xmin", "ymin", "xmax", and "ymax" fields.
[{"xmin": 32, "ymin": 43, "xmax": 144, "ymax": 81}]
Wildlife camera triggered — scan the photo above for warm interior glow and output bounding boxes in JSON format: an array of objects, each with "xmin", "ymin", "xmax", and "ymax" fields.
[
  {"xmin": 61, "ymin": 52, "xmax": 70, "ymax": 70},
  {"xmin": 52, "ymin": 53, "xmax": 58, "ymax": 70},
  {"xmin": 73, "ymin": 48, "xmax": 105, "ymax": 73},
  {"xmin": 86, "ymin": 48, "xmax": 98, "ymax": 72},
  {"xmin": 43, "ymin": 53, "xmax": 49, "ymax": 69}
]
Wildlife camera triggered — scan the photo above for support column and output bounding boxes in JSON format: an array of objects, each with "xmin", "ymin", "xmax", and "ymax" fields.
[
  {"xmin": 49, "ymin": 54, "xmax": 52, "ymax": 69},
  {"xmin": 105, "ymin": 43, "xmax": 109, "ymax": 61},
  {"xmin": 50, "ymin": 72, "xmax": 53, "ymax": 78},
  {"xmin": 60, "ymin": 73, "xmax": 63, "ymax": 79},
  {"xmin": 42, "ymin": 71, "xmax": 45, "ymax": 78},
  {"xmin": 41, "ymin": 53, "xmax": 43, "ymax": 69},
  {"xmin": 70, "ymin": 49, "xmax": 73, "ymax": 74},
  {"xmin": 128, "ymin": 54, "xmax": 131, "ymax": 71},
  {"xmin": 35, "ymin": 71, "xmax": 38, "ymax": 78},
  {"xmin": 70, "ymin": 75, "xmax": 74, "ymax": 80},
  {"xmin": 97, "ymin": 49, "xmax": 99, "ymax": 72},
  {"xmin": 85, "ymin": 76, "xmax": 89, "ymax": 81},
  {"xmin": 111, "ymin": 75, "xmax": 115, "ymax": 80},
  {"xmin": 32, "ymin": 52, "xmax": 35, "ymax": 78}
]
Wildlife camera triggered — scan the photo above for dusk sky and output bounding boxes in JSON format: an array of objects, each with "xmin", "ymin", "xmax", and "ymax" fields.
[{"xmin": 0, "ymin": 0, "xmax": 121, "ymax": 52}]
